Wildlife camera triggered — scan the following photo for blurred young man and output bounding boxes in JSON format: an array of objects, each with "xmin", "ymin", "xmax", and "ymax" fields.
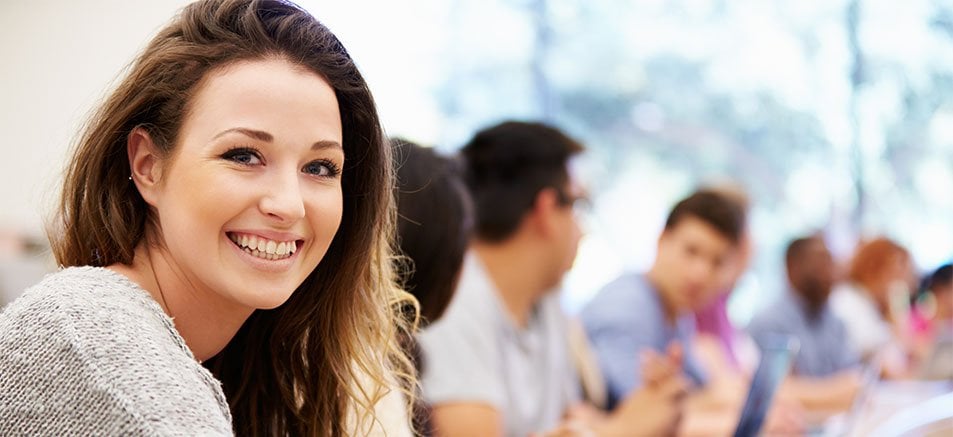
[
  {"xmin": 748, "ymin": 236, "xmax": 861, "ymax": 412},
  {"xmin": 581, "ymin": 190, "xmax": 788, "ymax": 435},
  {"xmin": 582, "ymin": 190, "xmax": 745, "ymax": 404},
  {"xmin": 418, "ymin": 121, "xmax": 685, "ymax": 437}
]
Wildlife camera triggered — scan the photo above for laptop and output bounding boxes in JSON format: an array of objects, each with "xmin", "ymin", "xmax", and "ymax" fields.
[
  {"xmin": 733, "ymin": 333, "xmax": 800, "ymax": 437},
  {"xmin": 839, "ymin": 354, "xmax": 883, "ymax": 436},
  {"xmin": 812, "ymin": 352, "xmax": 883, "ymax": 436}
]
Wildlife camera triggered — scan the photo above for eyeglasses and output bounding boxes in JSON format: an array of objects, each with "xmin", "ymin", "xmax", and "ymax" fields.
[{"xmin": 555, "ymin": 188, "xmax": 592, "ymax": 214}]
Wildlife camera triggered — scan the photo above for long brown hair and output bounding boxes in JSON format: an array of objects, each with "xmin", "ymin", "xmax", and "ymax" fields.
[
  {"xmin": 847, "ymin": 237, "xmax": 913, "ymax": 316},
  {"xmin": 848, "ymin": 237, "xmax": 912, "ymax": 288},
  {"xmin": 48, "ymin": 0, "xmax": 415, "ymax": 434}
]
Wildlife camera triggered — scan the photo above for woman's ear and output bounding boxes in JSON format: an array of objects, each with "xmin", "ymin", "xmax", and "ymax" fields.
[{"xmin": 127, "ymin": 127, "xmax": 163, "ymax": 206}]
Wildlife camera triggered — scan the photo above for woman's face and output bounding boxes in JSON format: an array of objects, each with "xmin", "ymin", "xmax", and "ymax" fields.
[
  {"xmin": 876, "ymin": 253, "xmax": 915, "ymax": 297},
  {"xmin": 148, "ymin": 58, "xmax": 343, "ymax": 311}
]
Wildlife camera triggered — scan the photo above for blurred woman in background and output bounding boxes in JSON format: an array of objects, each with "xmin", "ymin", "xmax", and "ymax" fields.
[{"xmin": 830, "ymin": 237, "xmax": 918, "ymax": 377}]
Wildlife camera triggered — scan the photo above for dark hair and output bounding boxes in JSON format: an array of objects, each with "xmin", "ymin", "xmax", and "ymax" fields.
[
  {"xmin": 664, "ymin": 190, "xmax": 746, "ymax": 244},
  {"xmin": 49, "ymin": 0, "xmax": 413, "ymax": 435},
  {"xmin": 927, "ymin": 263, "xmax": 952, "ymax": 292},
  {"xmin": 461, "ymin": 121, "xmax": 584, "ymax": 242},
  {"xmin": 785, "ymin": 235, "xmax": 823, "ymax": 269},
  {"xmin": 393, "ymin": 138, "xmax": 473, "ymax": 325}
]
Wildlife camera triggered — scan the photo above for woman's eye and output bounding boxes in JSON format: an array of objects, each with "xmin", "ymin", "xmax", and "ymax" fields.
[
  {"xmin": 303, "ymin": 160, "xmax": 341, "ymax": 177},
  {"xmin": 222, "ymin": 147, "xmax": 262, "ymax": 165}
]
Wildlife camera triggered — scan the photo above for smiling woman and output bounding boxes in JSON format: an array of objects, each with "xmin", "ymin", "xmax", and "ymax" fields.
[
  {"xmin": 122, "ymin": 59, "xmax": 347, "ymax": 314},
  {"xmin": 0, "ymin": 0, "xmax": 415, "ymax": 436}
]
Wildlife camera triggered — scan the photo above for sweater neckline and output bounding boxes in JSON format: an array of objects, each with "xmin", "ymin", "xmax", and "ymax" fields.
[{"xmin": 70, "ymin": 266, "xmax": 199, "ymax": 362}]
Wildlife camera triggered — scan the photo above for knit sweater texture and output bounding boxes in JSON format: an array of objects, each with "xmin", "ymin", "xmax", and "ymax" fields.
[{"xmin": 0, "ymin": 266, "xmax": 233, "ymax": 435}]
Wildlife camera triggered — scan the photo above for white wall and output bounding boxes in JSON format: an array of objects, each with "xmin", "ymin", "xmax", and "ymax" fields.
[
  {"xmin": 0, "ymin": 0, "xmax": 443, "ymax": 239},
  {"xmin": 0, "ymin": 0, "xmax": 193, "ymax": 237}
]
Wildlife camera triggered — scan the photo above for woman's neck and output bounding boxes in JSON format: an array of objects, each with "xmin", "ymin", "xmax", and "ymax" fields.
[{"xmin": 107, "ymin": 243, "xmax": 252, "ymax": 362}]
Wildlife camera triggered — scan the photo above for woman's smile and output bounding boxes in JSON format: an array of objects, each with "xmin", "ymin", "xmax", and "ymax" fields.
[{"xmin": 226, "ymin": 231, "xmax": 301, "ymax": 260}]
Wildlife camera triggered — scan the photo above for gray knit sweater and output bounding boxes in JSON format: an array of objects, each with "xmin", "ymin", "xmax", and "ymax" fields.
[{"xmin": 0, "ymin": 266, "xmax": 233, "ymax": 435}]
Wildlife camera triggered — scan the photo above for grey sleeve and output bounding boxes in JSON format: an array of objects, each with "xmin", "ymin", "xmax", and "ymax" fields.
[
  {"xmin": 0, "ymin": 284, "xmax": 232, "ymax": 436},
  {"xmin": 0, "ymin": 295, "xmax": 162, "ymax": 436},
  {"xmin": 417, "ymin": 302, "xmax": 504, "ymax": 409}
]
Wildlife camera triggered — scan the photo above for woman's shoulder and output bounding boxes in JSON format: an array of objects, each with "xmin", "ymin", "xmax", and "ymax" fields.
[
  {"xmin": 2, "ymin": 267, "xmax": 170, "ymax": 342},
  {"xmin": 0, "ymin": 266, "xmax": 232, "ymax": 434},
  {"xmin": 10, "ymin": 265, "xmax": 154, "ymax": 307},
  {"xmin": 4, "ymin": 266, "xmax": 157, "ymax": 325},
  {"xmin": 0, "ymin": 265, "xmax": 198, "ymax": 368},
  {"xmin": 3, "ymin": 266, "xmax": 157, "ymax": 361}
]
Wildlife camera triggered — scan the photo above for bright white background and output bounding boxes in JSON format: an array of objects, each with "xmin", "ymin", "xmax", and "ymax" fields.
[
  {"xmin": 3, "ymin": 1, "xmax": 951, "ymax": 319},
  {"xmin": 0, "ymin": 0, "xmax": 442, "ymax": 236}
]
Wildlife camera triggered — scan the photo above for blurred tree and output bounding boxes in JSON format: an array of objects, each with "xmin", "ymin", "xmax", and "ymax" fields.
[{"xmin": 430, "ymin": 0, "xmax": 953, "ymax": 309}]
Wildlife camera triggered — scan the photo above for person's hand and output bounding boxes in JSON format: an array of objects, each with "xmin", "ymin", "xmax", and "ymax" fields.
[
  {"xmin": 641, "ymin": 342, "xmax": 686, "ymax": 389},
  {"xmin": 534, "ymin": 404, "xmax": 604, "ymax": 437},
  {"xmin": 761, "ymin": 397, "xmax": 806, "ymax": 436},
  {"xmin": 544, "ymin": 343, "xmax": 689, "ymax": 436},
  {"xmin": 597, "ymin": 342, "xmax": 690, "ymax": 436},
  {"xmin": 563, "ymin": 403, "xmax": 608, "ymax": 427}
]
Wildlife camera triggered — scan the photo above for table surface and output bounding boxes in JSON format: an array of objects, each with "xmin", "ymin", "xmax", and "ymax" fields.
[{"xmin": 821, "ymin": 380, "xmax": 953, "ymax": 437}]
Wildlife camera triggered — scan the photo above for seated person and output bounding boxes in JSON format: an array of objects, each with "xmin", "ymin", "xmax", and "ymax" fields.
[
  {"xmin": 748, "ymin": 235, "xmax": 861, "ymax": 413},
  {"xmin": 912, "ymin": 263, "xmax": 953, "ymax": 379},
  {"xmin": 583, "ymin": 190, "xmax": 744, "ymax": 399},
  {"xmin": 830, "ymin": 237, "xmax": 917, "ymax": 377},
  {"xmin": 582, "ymin": 190, "xmax": 764, "ymax": 435},
  {"xmin": 691, "ymin": 186, "xmax": 758, "ymax": 379},
  {"xmin": 392, "ymin": 138, "xmax": 474, "ymax": 327},
  {"xmin": 390, "ymin": 138, "xmax": 475, "ymax": 435},
  {"xmin": 418, "ymin": 121, "xmax": 686, "ymax": 437}
]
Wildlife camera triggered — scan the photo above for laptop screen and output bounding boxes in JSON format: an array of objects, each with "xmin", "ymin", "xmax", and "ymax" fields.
[{"xmin": 733, "ymin": 333, "xmax": 800, "ymax": 437}]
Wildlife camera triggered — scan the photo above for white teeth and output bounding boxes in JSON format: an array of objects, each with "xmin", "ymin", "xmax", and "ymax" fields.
[{"xmin": 229, "ymin": 233, "xmax": 298, "ymax": 261}]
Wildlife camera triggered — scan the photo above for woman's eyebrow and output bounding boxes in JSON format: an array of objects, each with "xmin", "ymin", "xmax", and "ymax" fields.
[{"xmin": 213, "ymin": 127, "xmax": 273, "ymax": 142}]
